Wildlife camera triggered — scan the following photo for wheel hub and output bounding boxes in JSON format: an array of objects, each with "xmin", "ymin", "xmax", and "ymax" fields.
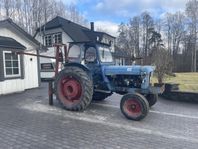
[
  {"xmin": 131, "ymin": 104, "xmax": 136, "ymax": 110},
  {"xmin": 61, "ymin": 77, "xmax": 82, "ymax": 103},
  {"xmin": 124, "ymin": 99, "xmax": 142, "ymax": 117}
]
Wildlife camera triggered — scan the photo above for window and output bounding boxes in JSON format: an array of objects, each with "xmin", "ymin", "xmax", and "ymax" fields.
[
  {"xmin": 45, "ymin": 35, "xmax": 52, "ymax": 47},
  {"xmin": 98, "ymin": 46, "xmax": 113, "ymax": 63},
  {"xmin": 3, "ymin": 51, "xmax": 21, "ymax": 78},
  {"xmin": 102, "ymin": 37, "xmax": 109, "ymax": 45},
  {"xmin": 85, "ymin": 47, "xmax": 97, "ymax": 62},
  {"xmin": 54, "ymin": 33, "xmax": 62, "ymax": 44},
  {"xmin": 45, "ymin": 33, "xmax": 62, "ymax": 47},
  {"xmin": 68, "ymin": 45, "xmax": 81, "ymax": 62}
]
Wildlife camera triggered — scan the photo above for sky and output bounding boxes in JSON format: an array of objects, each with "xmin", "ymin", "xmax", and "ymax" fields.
[{"xmin": 63, "ymin": 0, "xmax": 188, "ymax": 36}]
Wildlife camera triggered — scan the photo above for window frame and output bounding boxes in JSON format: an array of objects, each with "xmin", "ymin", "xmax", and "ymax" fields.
[
  {"xmin": 3, "ymin": 51, "xmax": 21, "ymax": 78},
  {"xmin": 44, "ymin": 32, "xmax": 62, "ymax": 47},
  {"xmin": 98, "ymin": 46, "xmax": 113, "ymax": 63},
  {"xmin": 54, "ymin": 33, "xmax": 62, "ymax": 44},
  {"xmin": 68, "ymin": 45, "xmax": 81, "ymax": 62},
  {"xmin": 45, "ymin": 35, "xmax": 52, "ymax": 47},
  {"xmin": 85, "ymin": 47, "xmax": 97, "ymax": 63}
]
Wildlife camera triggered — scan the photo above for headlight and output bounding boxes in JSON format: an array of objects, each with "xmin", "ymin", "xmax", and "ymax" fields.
[
  {"xmin": 141, "ymin": 71, "xmax": 147, "ymax": 79},
  {"xmin": 141, "ymin": 71, "xmax": 147, "ymax": 84}
]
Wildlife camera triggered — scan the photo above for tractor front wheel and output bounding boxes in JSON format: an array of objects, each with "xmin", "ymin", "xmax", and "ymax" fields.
[
  {"xmin": 55, "ymin": 66, "xmax": 93, "ymax": 111},
  {"xmin": 120, "ymin": 93, "xmax": 149, "ymax": 121}
]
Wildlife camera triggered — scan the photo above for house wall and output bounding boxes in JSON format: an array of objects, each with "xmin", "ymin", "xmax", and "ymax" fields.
[
  {"xmin": 35, "ymin": 28, "xmax": 73, "ymax": 52},
  {"xmin": 0, "ymin": 28, "xmax": 39, "ymax": 95},
  {"xmin": 35, "ymin": 28, "xmax": 73, "ymax": 79},
  {"xmin": 101, "ymin": 34, "xmax": 115, "ymax": 52}
]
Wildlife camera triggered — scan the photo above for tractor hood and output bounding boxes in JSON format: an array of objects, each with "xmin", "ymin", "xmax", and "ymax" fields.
[{"xmin": 103, "ymin": 65, "xmax": 155, "ymax": 76}]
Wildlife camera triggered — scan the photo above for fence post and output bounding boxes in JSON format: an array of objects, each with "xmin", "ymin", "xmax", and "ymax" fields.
[{"xmin": 48, "ymin": 81, "xmax": 53, "ymax": 106}]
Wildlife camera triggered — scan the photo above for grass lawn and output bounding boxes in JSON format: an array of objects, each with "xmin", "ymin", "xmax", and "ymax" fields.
[{"xmin": 152, "ymin": 73, "xmax": 198, "ymax": 92}]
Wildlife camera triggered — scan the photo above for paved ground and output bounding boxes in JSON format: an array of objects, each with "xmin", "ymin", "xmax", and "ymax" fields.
[{"xmin": 0, "ymin": 84, "xmax": 198, "ymax": 149}]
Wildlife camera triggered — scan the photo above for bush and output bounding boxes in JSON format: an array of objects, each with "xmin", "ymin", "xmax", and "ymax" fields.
[{"xmin": 151, "ymin": 47, "xmax": 173, "ymax": 84}]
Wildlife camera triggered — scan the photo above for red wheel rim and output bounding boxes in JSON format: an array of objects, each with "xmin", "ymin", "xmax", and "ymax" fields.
[
  {"xmin": 123, "ymin": 99, "xmax": 142, "ymax": 118},
  {"xmin": 58, "ymin": 76, "xmax": 82, "ymax": 106}
]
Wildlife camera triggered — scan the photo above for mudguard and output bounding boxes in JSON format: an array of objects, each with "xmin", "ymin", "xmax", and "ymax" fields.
[{"xmin": 64, "ymin": 63, "xmax": 92, "ymax": 78}]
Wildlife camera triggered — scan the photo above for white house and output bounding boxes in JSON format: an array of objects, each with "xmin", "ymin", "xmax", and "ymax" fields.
[
  {"xmin": 34, "ymin": 16, "xmax": 116, "ymax": 79},
  {"xmin": 0, "ymin": 19, "xmax": 41, "ymax": 95}
]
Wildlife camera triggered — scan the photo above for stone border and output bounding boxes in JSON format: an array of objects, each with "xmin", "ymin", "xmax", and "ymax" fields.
[{"xmin": 160, "ymin": 84, "xmax": 198, "ymax": 103}]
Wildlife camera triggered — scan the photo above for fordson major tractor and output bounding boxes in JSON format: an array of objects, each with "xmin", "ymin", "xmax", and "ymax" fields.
[
  {"xmin": 18, "ymin": 42, "xmax": 164, "ymax": 121},
  {"xmin": 53, "ymin": 42, "xmax": 164, "ymax": 121}
]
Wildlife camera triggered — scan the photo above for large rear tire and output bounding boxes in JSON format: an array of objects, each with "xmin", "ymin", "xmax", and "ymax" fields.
[
  {"xmin": 92, "ymin": 92, "xmax": 112, "ymax": 101},
  {"xmin": 146, "ymin": 94, "xmax": 158, "ymax": 107},
  {"xmin": 120, "ymin": 93, "xmax": 149, "ymax": 121},
  {"xmin": 55, "ymin": 66, "xmax": 93, "ymax": 111}
]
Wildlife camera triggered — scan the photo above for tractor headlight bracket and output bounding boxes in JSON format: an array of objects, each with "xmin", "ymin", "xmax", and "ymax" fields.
[{"xmin": 141, "ymin": 71, "xmax": 147, "ymax": 84}]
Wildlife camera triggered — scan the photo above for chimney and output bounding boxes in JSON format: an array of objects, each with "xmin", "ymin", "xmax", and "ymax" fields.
[{"xmin": 90, "ymin": 22, "xmax": 94, "ymax": 31}]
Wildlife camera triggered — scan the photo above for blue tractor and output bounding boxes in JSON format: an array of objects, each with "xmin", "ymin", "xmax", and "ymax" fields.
[{"xmin": 54, "ymin": 43, "xmax": 164, "ymax": 121}]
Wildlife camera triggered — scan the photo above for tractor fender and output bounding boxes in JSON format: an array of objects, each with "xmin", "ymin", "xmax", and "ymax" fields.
[{"xmin": 64, "ymin": 63, "xmax": 92, "ymax": 78}]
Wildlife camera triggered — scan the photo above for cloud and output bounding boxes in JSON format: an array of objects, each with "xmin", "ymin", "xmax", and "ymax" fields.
[
  {"xmin": 61, "ymin": 0, "xmax": 78, "ymax": 5},
  {"xmin": 62, "ymin": 0, "xmax": 188, "ymax": 20},
  {"xmin": 61, "ymin": 0, "xmax": 91, "ymax": 5},
  {"xmin": 94, "ymin": 21, "xmax": 119, "ymax": 37},
  {"xmin": 61, "ymin": 0, "xmax": 189, "ymax": 37},
  {"xmin": 94, "ymin": 0, "xmax": 188, "ymax": 18}
]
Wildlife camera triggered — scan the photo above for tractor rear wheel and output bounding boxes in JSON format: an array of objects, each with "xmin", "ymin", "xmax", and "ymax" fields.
[
  {"xmin": 120, "ymin": 93, "xmax": 149, "ymax": 121},
  {"xmin": 55, "ymin": 66, "xmax": 93, "ymax": 111},
  {"xmin": 92, "ymin": 92, "xmax": 112, "ymax": 101},
  {"xmin": 146, "ymin": 94, "xmax": 158, "ymax": 107}
]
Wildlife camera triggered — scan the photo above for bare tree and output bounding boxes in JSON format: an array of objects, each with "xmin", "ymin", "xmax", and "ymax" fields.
[
  {"xmin": 117, "ymin": 22, "xmax": 129, "ymax": 49},
  {"xmin": 0, "ymin": 0, "xmax": 3, "ymax": 18},
  {"xmin": 129, "ymin": 16, "xmax": 141, "ymax": 58},
  {"xmin": 115, "ymin": 1, "xmax": 198, "ymax": 72},
  {"xmin": 186, "ymin": 0, "xmax": 198, "ymax": 72},
  {"xmin": 171, "ymin": 12, "xmax": 185, "ymax": 58},
  {"xmin": 141, "ymin": 12, "xmax": 154, "ymax": 64},
  {"xmin": 0, "ymin": 0, "xmax": 88, "ymax": 35},
  {"xmin": 164, "ymin": 13, "xmax": 174, "ymax": 55},
  {"xmin": 163, "ymin": 12, "xmax": 186, "ymax": 72},
  {"xmin": 3, "ymin": 0, "xmax": 14, "ymax": 18}
]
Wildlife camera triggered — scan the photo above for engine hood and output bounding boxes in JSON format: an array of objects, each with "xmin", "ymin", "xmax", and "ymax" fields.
[{"xmin": 103, "ymin": 65, "xmax": 155, "ymax": 76}]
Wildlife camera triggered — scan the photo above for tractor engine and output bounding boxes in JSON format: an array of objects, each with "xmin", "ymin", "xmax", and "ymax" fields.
[
  {"xmin": 103, "ymin": 65, "xmax": 155, "ymax": 91},
  {"xmin": 107, "ymin": 75, "xmax": 143, "ymax": 88}
]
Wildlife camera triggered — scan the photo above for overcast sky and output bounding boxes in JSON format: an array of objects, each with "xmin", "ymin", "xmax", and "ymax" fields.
[{"xmin": 63, "ymin": 0, "xmax": 188, "ymax": 36}]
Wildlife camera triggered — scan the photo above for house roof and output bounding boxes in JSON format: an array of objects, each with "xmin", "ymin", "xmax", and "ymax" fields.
[
  {"xmin": 0, "ymin": 19, "xmax": 47, "ymax": 51},
  {"xmin": 37, "ymin": 16, "xmax": 115, "ymax": 43},
  {"xmin": 0, "ymin": 36, "xmax": 26, "ymax": 50}
]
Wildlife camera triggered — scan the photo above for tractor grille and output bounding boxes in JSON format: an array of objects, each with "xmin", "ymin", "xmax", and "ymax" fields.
[{"xmin": 107, "ymin": 75, "xmax": 142, "ymax": 88}]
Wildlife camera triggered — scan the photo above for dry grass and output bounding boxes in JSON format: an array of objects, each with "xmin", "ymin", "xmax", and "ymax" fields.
[{"xmin": 151, "ymin": 73, "xmax": 198, "ymax": 92}]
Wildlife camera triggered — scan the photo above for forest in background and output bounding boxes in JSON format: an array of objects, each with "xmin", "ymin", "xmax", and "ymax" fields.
[{"xmin": 117, "ymin": 0, "xmax": 198, "ymax": 74}]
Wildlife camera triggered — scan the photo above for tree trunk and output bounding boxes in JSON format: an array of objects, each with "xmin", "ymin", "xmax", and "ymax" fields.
[{"xmin": 158, "ymin": 77, "xmax": 163, "ymax": 84}]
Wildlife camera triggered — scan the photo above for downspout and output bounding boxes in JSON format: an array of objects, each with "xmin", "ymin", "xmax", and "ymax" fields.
[{"xmin": 37, "ymin": 47, "xmax": 41, "ymax": 87}]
